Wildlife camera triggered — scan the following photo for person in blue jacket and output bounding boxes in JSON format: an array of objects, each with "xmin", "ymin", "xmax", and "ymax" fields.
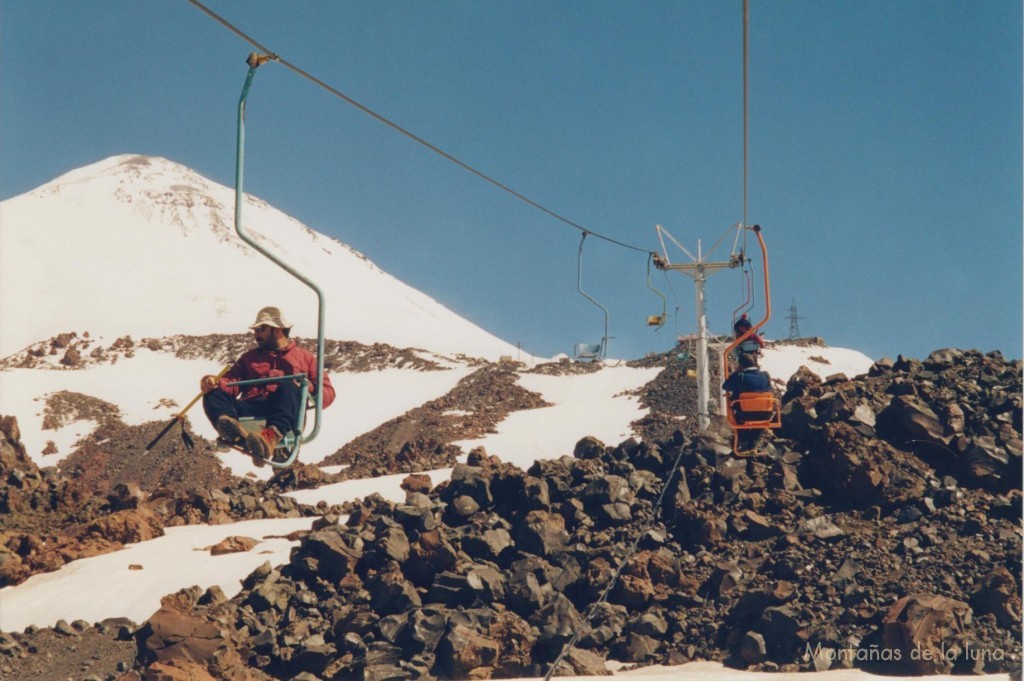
[
  {"xmin": 723, "ymin": 351, "xmax": 771, "ymax": 398},
  {"xmin": 722, "ymin": 352, "xmax": 774, "ymax": 449}
]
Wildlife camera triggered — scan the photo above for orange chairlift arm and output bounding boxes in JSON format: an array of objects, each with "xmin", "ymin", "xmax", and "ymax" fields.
[
  {"xmin": 721, "ymin": 225, "xmax": 771, "ymax": 374},
  {"xmin": 721, "ymin": 224, "xmax": 780, "ymax": 433},
  {"xmin": 731, "ymin": 263, "xmax": 754, "ymax": 326}
]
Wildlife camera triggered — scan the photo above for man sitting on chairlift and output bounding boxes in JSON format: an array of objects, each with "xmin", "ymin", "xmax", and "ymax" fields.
[
  {"xmin": 722, "ymin": 352, "xmax": 774, "ymax": 449},
  {"xmin": 200, "ymin": 306, "xmax": 335, "ymax": 465}
]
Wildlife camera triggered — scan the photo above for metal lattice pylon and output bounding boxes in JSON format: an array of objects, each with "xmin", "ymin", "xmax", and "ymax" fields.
[{"xmin": 787, "ymin": 298, "xmax": 804, "ymax": 339}]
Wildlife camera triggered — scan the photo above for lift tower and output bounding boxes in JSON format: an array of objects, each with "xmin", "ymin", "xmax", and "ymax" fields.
[{"xmin": 654, "ymin": 224, "xmax": 745, "ymax": 431}]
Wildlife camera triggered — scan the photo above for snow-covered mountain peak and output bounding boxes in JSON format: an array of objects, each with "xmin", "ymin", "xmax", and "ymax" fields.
[
  {"xmin": 30, "ymin": 154, "xmax": 264, "ymax": 245},
  {"xmin": 36, "ymin": 154, "xmax": 210, "ymax": 200},
  {"xmin": 0, "ymin": 155, "xmax": 531, "ymax": 361}
]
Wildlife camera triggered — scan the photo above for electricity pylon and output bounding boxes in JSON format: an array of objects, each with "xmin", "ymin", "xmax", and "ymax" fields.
[{"xmin": 787, "ymin": 298, "xmax": 803, "ymax": 339}]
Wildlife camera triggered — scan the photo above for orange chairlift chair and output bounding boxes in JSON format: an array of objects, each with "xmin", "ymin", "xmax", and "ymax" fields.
[{"xmin": 720, "ymin": 225, "xmax": 781, "ymax": 452}]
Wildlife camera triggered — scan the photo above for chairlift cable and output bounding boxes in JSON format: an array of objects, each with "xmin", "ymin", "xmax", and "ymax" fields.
[
  {"xmin": 186, "ymin": 0, "xmax": 652, "ymax": 255},
  {"xmin": 732, "ymin": 1, "xmax": 753, "ymax": 322},
  {"xmin": 742, "ymin": 0, "xmax": 750, "ymax": 261}
]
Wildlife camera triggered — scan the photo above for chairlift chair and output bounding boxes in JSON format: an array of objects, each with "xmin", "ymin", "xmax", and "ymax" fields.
[
  {"xmin": 725, "ymin": 393, "xmax": 780, "ymax": 428},
  {"xmin": 574, "ymin": 342, "xmax": 603, "ymax": 360},
  {"xmin": 646, "ymin": 315, "xmax": 666, "ymax": 327},
  {"xmin": 645, "ymin": 254, "xmax": 668, "ymax": 328},
  {"xmin": 725, "ymin": 397, "xmax": 781, "ymax": 454},
  {"xmin": 216, "ymin": 374, "xmax": 310, "ymax": 468},
  {"xmin": 725, "ymin": 390, "xmax": 782, "ymax": 453},
  {"xmin": 223, "ymin": 54, "xmax": 327, "ymax": 469},
  {"xmin": 720, "ymin": 225, "xmax": 781, "ymax": 453},
  {"xmin": 574, "ymin": 233, "xmax": 610, "ymax": 360}
]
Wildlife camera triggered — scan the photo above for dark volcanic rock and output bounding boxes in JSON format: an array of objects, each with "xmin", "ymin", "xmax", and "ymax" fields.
[
  {"xmin": 322, "ymin": 365, "xmax": 551, "ymax": 478},
  {"xmin": 2, "ymin": 344, "xmax": 1021, "ymax": 680}
]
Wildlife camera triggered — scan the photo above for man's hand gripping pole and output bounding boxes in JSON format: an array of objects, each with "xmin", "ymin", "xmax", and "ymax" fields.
[{"xmin": 144, "ymin": 365, "xmax": 230, "ymax": 452}]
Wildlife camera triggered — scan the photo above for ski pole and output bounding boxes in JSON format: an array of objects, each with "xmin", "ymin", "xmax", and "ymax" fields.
[{"xmin": 145, "ymin": 365, "xmax": 230, "ymax": 452}]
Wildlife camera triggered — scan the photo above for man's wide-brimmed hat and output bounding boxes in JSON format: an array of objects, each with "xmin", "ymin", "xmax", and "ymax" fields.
[{"xmin": 249, "ymin": 306, "xmax": 293, "ymax": 330}]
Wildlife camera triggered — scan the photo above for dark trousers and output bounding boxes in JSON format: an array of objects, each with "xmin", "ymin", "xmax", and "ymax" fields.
[
  {"xmin": 731, "ymin": 405, "xmax": 771, "ymax": 451},
  {"xmin": 203, "ymin": 380, "xmax": 302, "ymax": 435},
  {"xmin": 736, "ymin": 428, "xmax": 764, "ymax": 451}
]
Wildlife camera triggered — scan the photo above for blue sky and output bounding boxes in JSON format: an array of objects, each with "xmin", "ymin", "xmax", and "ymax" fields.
[{"xmin": 2, "ymin": 1, "xmax": 1020, "ymax": 361}]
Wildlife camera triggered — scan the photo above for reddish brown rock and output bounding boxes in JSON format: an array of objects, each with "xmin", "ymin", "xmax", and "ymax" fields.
[
  {"xmin": 436, "ymin": 623, "xmax": 500, "ymax": 678},
  {"xmin": 401, "ymin": 473, "xmax": 433, "ymax": 495},
  {"xmin": 137, "ymin": 590, "xmax": 255, "ymax": 680},
  {"xmin": 87, "ymin": 506, "xmax": 165, "ymax": 545},
  {"xmin": 881, "ymin": 593, "xmax": 973, "ymax": 674},
  {"xmin": 140, "ymin": 659, "xmax": 218, "ymax": 681},
  {"xmin": 209, "ymin": 536, "xmax": 258, "ymax": 556},
  {"xmin": 970, "ymin": 567, "xmax": 1022, "ymax": 630}
]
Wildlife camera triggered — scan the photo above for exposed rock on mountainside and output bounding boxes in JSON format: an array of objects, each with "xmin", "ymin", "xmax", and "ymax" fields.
[
  {"xmin": 0, "ymin": 415, "xmax": 164, "ymax": 588},
  {"xmin": 628, "ymin": 350, "xmax": 701, "ymax": 443},
  {"xmin": 528, "ymin": 360, "xmax": 604, "ymax": 376},
  {"xmin": 321, "ymin": 366, "xmax": 551, "ymax": 480},
  {"xmin": 0, "ymin": 415, "xmax": 97, "ymax": 536},
  {"xmin": 0, "ymin": 618, "xmax": 139, "ymax": 681},
  {"xmin": 0, "ymin": 416, "xmax": 323, "ymax": 590},
  {"xmin": 1, "ymin": 333, "xmax": 451, "ymax": 373},
  {"xmin": 121, "ymin": 410, "xmax": 1020, "ymax": 680},
  {"xmin": 41, "ymin": 391, "xmax": 123, "ymax": 433},
  {"xmin": 784, "ymin": 349, "xmax": 1022, "ymax": 491},
  {"xmin": 117, "ymin": 349, "xmax": 1024, "ymax": 678},
  {"xmin": 166, "ymin": 335, "xmax": 451, "ymax": 373},
  {"xmin": 1, "ymin": 332, "xmax": 148, "ymax": 370},
  {"xmin": 59, "ymin": 419, "xmax": 235, "ymax": 499},
  {"xmin": 1, "ymin": 346, "xmax": 1020, "ymax": 680}
]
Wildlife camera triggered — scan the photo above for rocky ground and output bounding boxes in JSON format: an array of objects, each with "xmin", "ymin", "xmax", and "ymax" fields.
[
  {"xmin": 0, "ymin": 332, "xmax": 455, "ymax": 373},
  {"xmin": 627, "ymin": 348, "xmax": 703, "ymax": 443},
  {"xmin": 0, "ymin": 414, "xmax": 320, "ymax": 589},
  {"xmin": 0, "ymin": 344, "xmax": 1020, "ymax": 680},
  {"xmin": 0, "ymin": 619, "xmax": 138, "ymax": 681},
  {"xmin": 320, "ymin": 365, "xmax": 552, "ymax": 481}
]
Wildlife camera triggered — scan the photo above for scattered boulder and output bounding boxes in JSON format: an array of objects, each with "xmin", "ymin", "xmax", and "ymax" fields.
[
  {"xmin": 881, "ymin": 593, "xmax": 973, "ymax": 674},
  {"xmin": 209, "ymin": 536, "xmax": 258, "ymax": 556}
]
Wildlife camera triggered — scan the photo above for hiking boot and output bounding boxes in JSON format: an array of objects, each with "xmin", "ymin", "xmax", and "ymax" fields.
[
  {"xmin": 215, "ymin": 415, "xmax": 245, "ymax": 446},
  {"xmin": 245, "ymin": 426, "xmax": 283, "ymax": 464}
]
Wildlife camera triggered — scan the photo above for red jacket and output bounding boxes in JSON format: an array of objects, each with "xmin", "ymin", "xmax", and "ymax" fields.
[{"xmin": 218, "ymin": 341, "xmax": 335, "ymax": 408}]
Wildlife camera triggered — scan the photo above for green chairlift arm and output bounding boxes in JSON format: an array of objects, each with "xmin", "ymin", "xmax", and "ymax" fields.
[
  {"xmin": 235, "ymin": 53, "xmax": 326, "ymax": 446},
  {"xmin": 577, "ymin": 232, "xmax": 610, "ymax": 359}
]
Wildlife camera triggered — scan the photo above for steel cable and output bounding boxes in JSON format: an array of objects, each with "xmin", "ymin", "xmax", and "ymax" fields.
[{"xmin": 186, "ymin": 0, "xmax": 652, "ymax": 255}]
